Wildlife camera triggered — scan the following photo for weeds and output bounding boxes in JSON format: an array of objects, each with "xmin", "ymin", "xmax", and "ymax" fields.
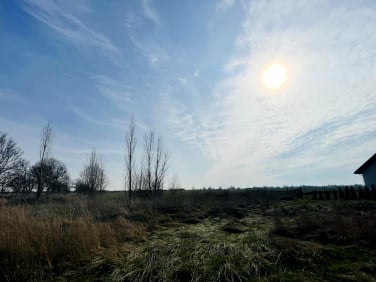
[
  {"xmin": 0, "ymin": 199, "xmax": 145, "ymax": 281},
  {"xmin": 1, "ymin": 192, "xmax": 376, "ymax": 281},
  {"xmin": 272, "ymin": 201, "xmax": 376, "ymax": 246}
]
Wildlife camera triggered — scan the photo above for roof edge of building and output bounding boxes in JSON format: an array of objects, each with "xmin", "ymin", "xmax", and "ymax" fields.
[{"xmin": 354, "ymin": 153, "xmax": 376, "ymax": 174}]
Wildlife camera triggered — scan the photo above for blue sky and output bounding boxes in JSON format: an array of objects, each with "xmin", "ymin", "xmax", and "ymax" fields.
[{"xmin": 1, "ymin": 0, "xmax": 376, "ymax": 189}]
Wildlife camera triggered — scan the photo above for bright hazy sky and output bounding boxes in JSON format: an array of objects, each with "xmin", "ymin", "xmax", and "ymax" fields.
[{"xmin": 1, "ymin": 0, "xmax": 376, "ymax": 189}]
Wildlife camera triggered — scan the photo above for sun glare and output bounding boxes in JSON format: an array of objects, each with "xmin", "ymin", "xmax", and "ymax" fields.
[{"xmin": 262, "ymin": 63, "xmax": 288, "ymax": 90}]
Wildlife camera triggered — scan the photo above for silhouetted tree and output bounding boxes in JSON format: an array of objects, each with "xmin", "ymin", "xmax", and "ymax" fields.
[
  {"xmin": 142, "ymin": 132, "xmax": 169, "ymax": 195},
  {"xmin": 153, "ymin": 136, "xmax": 169, "ymax": 193},
  {"xmin": 75, "ymin": 179, "xmax": 90, "ymax": 194},
  {"xmin": 7, "ymin": 159, "xmax": 32, "ymax": 195},
  {"xmin": 37, "ymin": 122, "xmax": 53, "ymax": 198},
  {"xmin": 125, "ymin": 115, "xmax": 136, "ymax": 202},
  {"xmin": 77, "ymin": 150, "xmax": 107, "ymax": 194},
  {"xmin": 0, "ymin": 133, "xmax": 25, "ymax": 194},
  {"xmin": 30, "ymin": 158, "xmax": 70, "ymax": 193},
  {"xmin": 144, "ymin": 131, "xmax": 155, "ymax": 192},
  {"xmin": 135, "ymin": 165, "xmax": 145, "ymax": 191}
]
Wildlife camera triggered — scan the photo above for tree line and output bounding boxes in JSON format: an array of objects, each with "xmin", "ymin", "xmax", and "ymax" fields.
[{"xmin": 0, "ymin": 117, "xmax": 171, "ymax": 199}]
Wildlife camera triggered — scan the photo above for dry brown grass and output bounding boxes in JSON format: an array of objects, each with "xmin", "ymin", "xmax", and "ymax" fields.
[
  {"xmin": 2, "ymin": 192, "xmax": 376, "ymax": 281},
  {"xmin": 0, "ymin": 198, "xmax": 7, "ymax": 207},
  {"xmin": 0, "ymin": 201, "xmax": 146, "ymax": 281}
]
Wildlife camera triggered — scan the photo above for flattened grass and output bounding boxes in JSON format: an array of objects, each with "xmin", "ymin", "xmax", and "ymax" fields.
[
  {"xmin": 2, "ymin": 192, "xmax": 376, "ymax": 281},
  {"xmin": 104, "ymin": 217, "xmax": 276, "ymax": 281}
]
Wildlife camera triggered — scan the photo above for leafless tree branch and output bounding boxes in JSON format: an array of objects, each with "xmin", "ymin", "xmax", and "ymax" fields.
[
  {"xmin": 37, "ymin": 122, "xmax": 53, "ymax": 198},
  {"xmin": 125, "ymin": 115, "xmax": 136, "ymax": 202}
]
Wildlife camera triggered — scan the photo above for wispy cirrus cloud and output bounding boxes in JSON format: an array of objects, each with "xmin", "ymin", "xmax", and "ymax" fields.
[
  {"xmin": 92, "ymin": 75, "xmax": 133, "ymax": 105},
  {"xmin": 278, "ymin": 107, "xmax": 376, "ymax": 160},
  {"xmin": 140, "ymin": 0, "xmax": 160, "ymax": 26},
  {"xmin": 127, "ymin": 32, "xmax": 169, "ymax": 68},
  {"xmin": 4, "ymin": 0, "xmax": 376, "ymax": 189},
  {"xmin": 216, "ymin": 0, "xmax": 235, "ymax": 12},
  {"xmin": 162, "ymin": 0, "xmax": 376, "ymax": 186},
  {"xmin": 70, "ymin": 106, "xmax": 150, "ymax": 136},
  {"xmin": 124, "ymin": 1, "xmax": 168, "ymax": 68},
  {"xmin": 22, "ymin": 0, "xmax": 119, "ymax": 58},
  {"xmin": 70, "ymin": 107, "xmax": 125, "ymax": 130}
]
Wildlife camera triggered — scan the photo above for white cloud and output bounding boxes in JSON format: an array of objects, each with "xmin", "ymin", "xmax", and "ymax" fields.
[
  {"xmin": 70, "ymin": 107, "xmax": 128, "ymax": 130},
  {"xmin": 126, "ymin": 31, "xmax": 169, "ymax": 67},
  {"xmin": 141, "ymin": 0, "xmax": 160, "ymax": 26},
  {"xmin": 167, "ymin": 0, "xmax": 376, "ymax": 186},
  {"xmin": 12, "ymin": 0, "xmax": 376, "ymax": 188},
  {"xmin": 124, "ymin": 1, "xmax": 168, "ymax": 67},
  {"xmin": 193, "ymin": 69, "xmax": 200, "ymax": 78},
  {"xmin": 124, "ymin": 12, "xmax": 143, "ymax": 30},
  {"xmin": 216, "ymin": 0, "xmax": 235, "ymax": 12},
  {"xmin": 92, "ymin": 75, "xmax": 133, "ymax": 105},
  {"xmin": 22, "ymin": 0, "xmax": 119, "ymax": 58}
]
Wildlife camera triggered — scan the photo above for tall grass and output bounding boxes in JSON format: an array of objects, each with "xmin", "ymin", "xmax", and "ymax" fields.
[
  {"xmin": 2, "ymin": 191, "xmax": 376, "ymax": 281},
  {"xmin": 0, "ymin": 190, "xmax": 284, "ymax": 281},
  {"xmin": 0, "ymin": 197, "xmax": 146, "ymax": 281}
]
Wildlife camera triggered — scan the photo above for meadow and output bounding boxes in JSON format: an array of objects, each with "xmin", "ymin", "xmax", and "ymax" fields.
[{"xmin": 1, "ymin": 189, "xmax": 376, "ymax": 281}]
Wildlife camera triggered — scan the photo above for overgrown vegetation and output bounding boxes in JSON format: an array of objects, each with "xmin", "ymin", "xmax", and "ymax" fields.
[{"xmin": 1, "ymin": 190, "xmax": 376, "ymax": 281}]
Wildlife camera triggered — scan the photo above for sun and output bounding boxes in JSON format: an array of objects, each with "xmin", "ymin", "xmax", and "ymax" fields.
[{"xmin": 262, "ymin": 63, "xmax": 288, "ymax": 90}]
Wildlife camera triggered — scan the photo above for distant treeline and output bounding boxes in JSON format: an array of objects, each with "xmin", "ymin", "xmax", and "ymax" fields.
[{"xmin": 0, "ymin": 116, "xmax": 173, "ymax": 200}]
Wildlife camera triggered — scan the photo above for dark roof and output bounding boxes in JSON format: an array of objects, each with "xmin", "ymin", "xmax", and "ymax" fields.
[{"xmin": 354, "ymin": 153, "xmax": 376, "ymax": 174}]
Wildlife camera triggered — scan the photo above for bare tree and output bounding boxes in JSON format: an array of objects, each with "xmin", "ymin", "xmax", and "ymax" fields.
[
  {"xmin": 134, "ymin": 166, "xmax": 145, "ymax": 191},
  {"xmin": 141, "ymin": 132, "xmax": 169, "ymax": 195},
  {"xmin": 37, "ymin": 122, "xmax": 53, "ymax": 199},
  {"xmin": 153, "ymin": 136, "xmax": 169, "ymax": 193},
  {"xmin": 169, "ymin": 174, "xmax": 181, "ymax": 190},
  {"xmin": 125, "ymin": 115, "xmax": 136, "ymax": 201},
  {"xmin": 77, "ymin": 150, "xmax": 107, "ymax": 194},
  {"xmin": 0, "ymin": 133, "xmax": 25, "ymax": 194},
  {"xmin": 144, "ymin": 131, "xmax": 155, "ymax": 192}
]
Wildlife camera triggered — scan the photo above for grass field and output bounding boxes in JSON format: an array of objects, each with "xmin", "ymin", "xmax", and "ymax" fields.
[{"xmin": 1, "ymin": 189, "xmax": 376, "ymax": 281}]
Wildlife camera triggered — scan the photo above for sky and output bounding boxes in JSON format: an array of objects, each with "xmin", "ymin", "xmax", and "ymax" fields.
[{"xmin": 1, "ymin": 0, "xmax": 376, "ymax": 189}]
